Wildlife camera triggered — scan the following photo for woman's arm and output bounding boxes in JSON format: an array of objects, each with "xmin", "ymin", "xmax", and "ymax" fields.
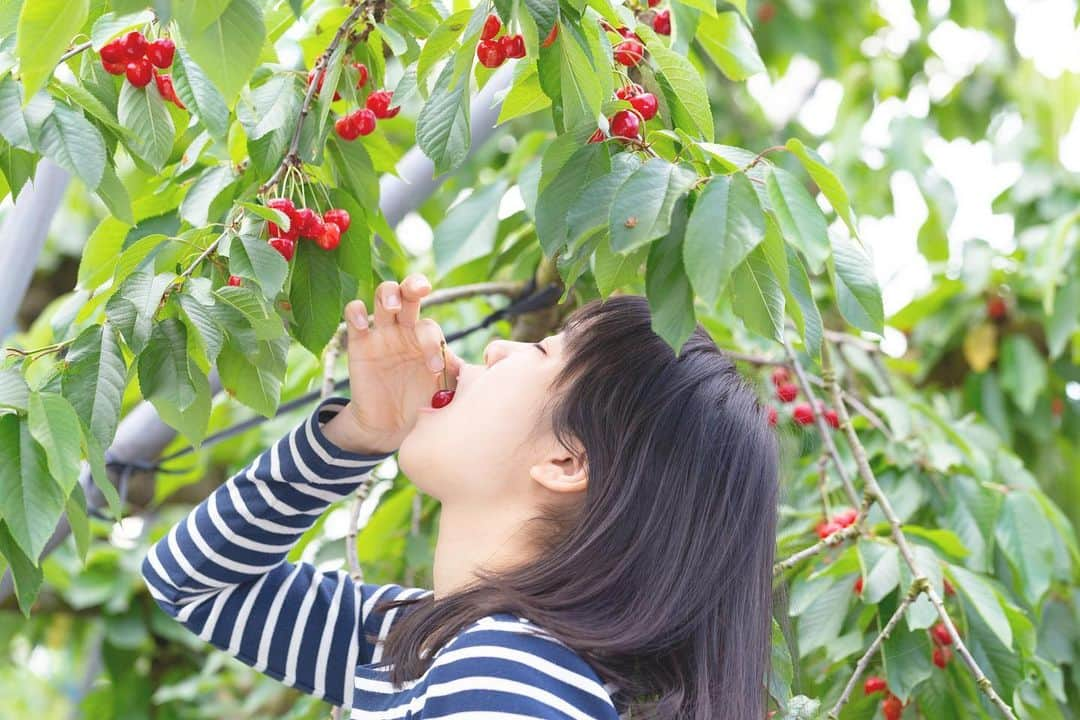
[{"xmin": 140, "ymin": 395, "xmax": 432, "ymax": 711}]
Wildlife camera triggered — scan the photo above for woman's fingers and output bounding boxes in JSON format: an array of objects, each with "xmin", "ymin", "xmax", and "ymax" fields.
[
  {"xmin": 373, "ymin": 280, "xmax": 401, "ymax": 328},
  {"xmin": 414, "ymin": 318, "xmax": 448, "ymax": 373},
  {"xmin": 396, "ymin": 273, "xmax": 432, "ymax": 328},
  {"xmin": 344, "ymin": 299, "xmax": 369, "ymax": 333}
]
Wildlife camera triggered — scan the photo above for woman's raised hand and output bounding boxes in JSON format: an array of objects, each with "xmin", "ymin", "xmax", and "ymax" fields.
[{"xmin": 336, "ymin": 273, "xmax": 465, "ymax": 454}]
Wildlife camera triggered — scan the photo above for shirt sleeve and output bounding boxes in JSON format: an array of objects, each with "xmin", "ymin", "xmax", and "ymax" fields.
[
  {"xmin": 419, "ymin": 619, "xmax": 623, "ymax": 719},
  {"xmin": 140, "ymin": 395, "xmax": 433, "ymax": 712}
]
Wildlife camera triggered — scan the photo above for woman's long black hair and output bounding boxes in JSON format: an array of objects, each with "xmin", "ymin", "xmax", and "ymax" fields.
[{"xmin": 372, "ymin": 292, "xmax": 781, "ymax": 719}]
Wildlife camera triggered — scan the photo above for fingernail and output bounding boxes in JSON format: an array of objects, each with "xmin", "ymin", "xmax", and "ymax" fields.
[
  {"xmin": 386, "ymin": 292, "xmax": 400, "ymax": 308},
  {"xmin": 428, "ymin": 354, "xmax": 444, "ymax": 372},
  {"xmin": 351, "ymin": 310, "xmax": 368, "ymax": 330}
]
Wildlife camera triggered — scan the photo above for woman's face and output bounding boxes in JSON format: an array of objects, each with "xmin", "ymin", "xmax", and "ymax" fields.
[{"xmin": 398, "ymin": 331, "xmax": 569, "ymax": 504}]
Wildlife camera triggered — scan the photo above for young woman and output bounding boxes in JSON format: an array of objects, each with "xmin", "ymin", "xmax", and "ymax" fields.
[{"xmin": 142, "ymin": 272, "xmax": 781, "ymax": 719}]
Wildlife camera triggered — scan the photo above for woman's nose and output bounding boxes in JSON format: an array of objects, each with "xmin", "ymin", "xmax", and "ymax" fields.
[{"xmin": 482, "ymin": 339, "xmax": 514, "ymax": 366}]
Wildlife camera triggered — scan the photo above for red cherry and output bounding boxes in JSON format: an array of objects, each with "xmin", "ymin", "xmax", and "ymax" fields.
[
  {"xmin": 793, "ymin": 403, "xmax": 814, "ymax": 425},
  {"xmin": 932, "ymin": 645, "xmax": 951, "ymax": 669},
  {"xmin": 295, "ymin": 208, "xmax": 318, "ymax": 238},
  {"xmin": 308, "ymin": 67, "xmax": 341, "ymax": 101},
  {"xmin": 815, "ymin": 519, "xmax": 843, "ymax": 539},
  {"xmin": 335, "ymin": 114, "xmax": 361, "ymax": 140},
  {"xmin": 614, "ymin": 39, "xmax": 645, "ymax": 65},
  {"xmin": 854, "ymin": 576, "xmax": 864, "ymax": 594},
  {"xmin": 944, "ymin": 578, "xmax": 956, "ymax": 596},
  {"xmin": 317, "ymin": 221, "xmax": 341, "ymax": 251},
  {"xmin": 648, "ymin": 0, "xmax": 661, "ymax": 6},
  {"xmin": 863, "ymin": 675, "xmax": 887, "ymax": 695},
  {"xmin": 227, "ymin": 274, "xmax": 243, "ymax": 287},
  {"xmin": 267, "ymin": 198, "xmax": 299, "ymax": 240},
  {"xmin": 881, "ymin": 694, "xmax": 903, "ymax": 720},
  {"xmin": 353, "ymin": 62, "xmax": 369, "ymax": 88},
  {"xmin": 757, "ymin": 2, "xmax": 777, "ymax": 23},
  {"xmin": 587, "ymin": 128, "xmax": 605, "ymax": 144},
  {"xmin": 305, "ymin": 213, "xmax": 326, "ymax": 241},
  {"xmin": 824, "ymin": 408, "xmax": 840, "ymax": 429},
  {"xmin": 776, "ymin": 382, "xmax": 798, "ymax": 403},
  {"xmin": 366, "ymin": 90, "xmax": 398, "ymax": 119},
  {"xmin": 930, "ymin": 622, "xmax": 953, "ymax": 646},
  {"xmin": 101, "ymin": 58, "xmax": 127, "ymax": 75},
  {"xmin": 100, "ymin": 40, "xmax": 126, "ymax": 64},
  {"xmin": 986, "ymin": 295, "xmax": 1007, "ymax": 320},
  {"xmin": 609, "ymin": 109, "xmax": 640, "ymax": 139},
  {"xmin": 431, "ymin": 389, "xmax": 455, "ymax": 408},
  {"xmin": 323, "ymin": 209, "xmax": 351, "ymax": 233},
  {"xmin": 125, "ymin": 58, "xmax": 153, "ymax": 87},
  {"xmin": 615, "ymin": 83, "xmax": 643, "ymax": 99},
  {"xmin": 653, "ymin": 9, "xmax": 671, "ymax": 35},
  {"xmin": 481, "ymin": 14, "xmax": 502, "ymax": 41},
  {"xmin": 476, "ymin": 39, "xmax": 506, "ymax": 68},
  {"xmin": 501, "ymin": 34, "xmax": 526, "ymax": 59},
  {"xmin": 146, "ymin": 38, "xmax": 175, "ymax": 68},
  {"xmin": 154, "ymin": 73, "xmax": 185, "ymax": 109},
  {"xmin": 541, "ymin": 23, "xmax": 558, "ymax": 47},
  {"xmin": 628, "ymin": 92, "xmax": 658, "ymax": 121},
  {"xmin": 770, "ymin": 366, "xmax": 790, "ymax": 386},
  {"xmin": 617, "ymin": 26, "xmax": 638, "ymax": 39},
  {"xmin": 767, "ymin": 406, "xmax": 778, "ymax": 426},
  {"xmin": 121, "ymin": 31, "xmax": 147, "ymax": 60},
  {"xmin": 268, "ymin": 237, "xmax": 295, "ymax": 261},
  {"xmin": 1052, "ymin": 397, "xmax": 1065, "ymax": 417},
  {"xmin": 833, "ymin": 507, "xmax": 858, "ymax": 527},
  {"xmin": 353, "ymin": 108, "xmax": 377, "ymax": 135}
]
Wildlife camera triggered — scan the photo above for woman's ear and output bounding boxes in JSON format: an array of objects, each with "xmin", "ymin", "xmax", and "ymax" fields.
[{"xmin": 529, "ymin": 452, "xmax": 588, "ymax": 494}]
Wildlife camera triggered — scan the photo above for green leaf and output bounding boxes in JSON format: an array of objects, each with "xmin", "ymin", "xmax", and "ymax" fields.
[
  {"xmin": 0, "ymin": 74, "xmax": 35, "ymax": 150},
  {"xmin": 213, "ymin": 285, "xmax": 283, "ymax": 341},
  {"xmin": 0, "ymin": 521, "xmax": 43, "ymax": 616},
  {"xmin": 0, "ymin": 368, "xmax": 30, "ymax": 410},
  {"xmin": 89, "ymin": 10, "xmax": 155, "ymax": 48},
  {"xmin": 948, "ymin": 564, "xmax": 1013, "ymax": 649},
  {"xmin": 416, "ymin": 48, "xmax": 472, "ymax": 175},
  {"xmin": 497, "ymin": 62, "xmax": 552, "ymax": 124},
  {"xmin": 173, "ymin": 0, "xmax": 231, "ymax": 32},
  {"xmin": 682, "ymin": 172, "xmax": 765, "ymax": 307},
  {"xmin": 15, "ymin": 0, "xmax": 89, "ymax": 101},
  {"xmin": 995, "ymin": 491, "xmax": 1054, "ymax": 607},
  {"xmin": 433, "ymin": 179, "xmax": 509, "ymax": 281},
  {"xmin": 118, "ymin": 82, "xmax": 176, "ymax": 172},
  {"xmin": 37, "ymin": 101, "xmax": 107, "ymax": 189},
  {"xmin": 558, "ymin": 22, "xmax": 605, "ymax": 129},
  {"xmin": 104, "ymin": 268, "xmax": 178, "ymax": 354},
  {"xmin": 783, "ymin": 245, "xmax": 823, "ymax": 360},
  {"xmin": 177, "ymin": 291, "xmax": 225, "ymax": 368},
  {"xmin": 594, "ymin": 237, "xmax": 648, "ymax": 299},
  {"xmin": 66, "ymin": 484, "xmax": 90, "ymax": 563},
  {"xmin": 138, "ymin": 318, "xmax": 197, "ymax": 412},
  {"xmin": 180, "ymin": 165, "xmax": 236, "ymax": 227},
  {"xmin": 0, "ymin": 413, "xmax": 65, "ymax": 563},
  {"xmin": 695, "ymin": 10, "xmax": 765, "ymax": 80},
  {"xmin": 217, "ymin": 335, "xmax": 287, "ymax": 418},
  {"xmin": 288, "ymin": 242, "xmax": 344, "ymax": 356},
  {"xmin": 883, "ymin": 626, "xmax": 933, "ymax": 702},
  {"xmin": 786, "ymin": 138, "xmax": 858, "ymax": 236},
  {"xmin": 730, "ymin": 219, "xmax": 787, "ymax": 342},
  {"xmin": 765, "ymin": 165, "xmax": 829, "ymax": 274},
  {"xmin": 998, "ymin": 335, "xmax": 1046, "ymax": 415},
  {"xmin": 645, "ymin": 195, "xmax": 696, "ymax": 356},
  {"xmin": 237, "ymin": 201, "xmax": 289, "ymax": 230},
  {"xmin": 228, "ymin": 232, "xmax": 288, "ymax": 300},
  {"xmin": 79, "ymin": 420, "xmax": 121, "ymax": 521},
  {"xmin": 328, "ymin": 135, "xmax": 379, "ymax": 204},
  {"xmin": 27, "ymin": 391, "xmax": 82, "ymax": 496},
  {"xmin": 639, "ymin": 25, "xmax": 714, "ymax": 140},
  {"xmin": 536, "ymin": 142, "xmax": 606, "ymax": 256},
  {"xmin": 1046, "ymin": 271, "xmax": 1080, "ymax": 359},
  {"xmin": 61, "ymin": 323, "xmax": 126, "ymax": 449},
  {"xmin": 151, "ymin": 362, "xmax": 212, "ymax": 446},
  {"xmin": 237, "ymin": 73, "xmax": 301, "ymax": 175},
  {"xmin": 609, "ymin": 158, "xmax": 698, "ymax": 253},
  {"xmin": 179, "ymin": 0, "xmax": 265, "ymax": 108},
  {"xmin": 522, "ymin": 0, "xmax": 558, "ymax": 37},
  {"xmin": 859, "ymin": 540, "xmax": 900, "ymax": 604},
  {"xmin": 417, "ymin": 8, "xmax": 471, "ymax": 89},
  {"xmin": 830, "ymin": 232, "xmax": 884, "ymax": 333},
  {"xmin": 172, "ymin": 46, "xmax": 231, "ymax": 140},
  {"xmin": 567, "ymin": 152, "xmax": 643, "ymax": 248},
  {"xmin": 95, "ymin": 164, "xmax": 134, "ymax": 225}
]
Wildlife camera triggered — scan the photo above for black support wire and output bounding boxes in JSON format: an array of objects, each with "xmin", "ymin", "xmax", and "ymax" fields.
[{"xmin": 92, "ymin": 279, "xmax": 564, "ymax": 518}]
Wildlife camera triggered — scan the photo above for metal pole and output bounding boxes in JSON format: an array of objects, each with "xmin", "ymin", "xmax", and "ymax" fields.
[{"xmin": 0, "ymin": 65, "xmax": 516, "ymax": 602}]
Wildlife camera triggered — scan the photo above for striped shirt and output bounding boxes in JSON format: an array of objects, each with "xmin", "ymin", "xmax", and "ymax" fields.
[{"xmin": 141, "ymin": 395, "xmax": 626, "ymax": 719}]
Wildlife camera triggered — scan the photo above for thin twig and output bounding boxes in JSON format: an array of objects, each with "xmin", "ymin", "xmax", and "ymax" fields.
[
  {"xmin": 741, "ymin": 144, "xmax": 786, "ymax": 172},
  {"xmin": 783, "ymin": 336, "xmax": 861, "ymax": 508},
  {"xmin": 772, "ymin": 522, "xmax": 861, "ymax": 576},
  {"xmin": 822, "ymin": 346, "xmax": 1018, "ymax": 720},
  {"xmin": 258, "ymin": 2, "xmax": 369, "ymax": 195},
  {"xmin": 58, "ymin": 41, "xmax": 93, "ymax": 65}
]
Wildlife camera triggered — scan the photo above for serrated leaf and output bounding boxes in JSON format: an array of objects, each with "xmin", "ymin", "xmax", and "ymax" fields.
[
  {"xmin": 0, "ymin": 74, "xmax": 33, "ymax": 150},
  {"xmin": 433, "ymin": 180, "xmax": 508, "ymax": 281},
  {"xmin": 609, "ymin": 158, "xmax": 698, "ymax": 253},
  {"xmin": 416, "ymin": 49, "xmax": 472, "ymax": 175},
  {"xmin": 497, "ymin": 62, "xmax": 552, "ymax": 124},
  {"xmin": 213, "ymin": 284, "xmax": 283, "ymax": 341},
  {"xmin": 0, "ymin": 368, "xmax": 30, "ymax": 410},
  {"xmin": 288, "ymin": 241, "xmax": 343, "ymax": 356},
  {"xmin": 567, "ymin": 152, "xmax": 642, "ymax": 248},
  {"xmin": 730, "ymin": 220, "xmax": 786, "ymax": 342},
  {"xmin": 0, "ymin": 414, "xmax": 65, "ymax": 564},
  {"xmin": 418, "ymin": 9, "xmax": 472, "ymax": 89},
  {"xmin": 682, "ymin": 172, "xmax": 765, "ymax": 307},
  {"xmin": 37, "ymin": 101, "xmax": 106, "ymax": 189},
  {"xmin": 61, "ymin": 323, "xmax": 126, "ymax": 449},
  {"xmin": 138, "ymin": 318, "xmax": 197, "ymax": 412},
  {"xmin": 766, "ymin": 165, "xmax": 829, "ymax": 274},
  {"xmin": 830, "ymin": 232, "xmax": 883, "ymax": 333},
  {"xmin": 695, "ymin": 10, "xmax": 765, "ymax": 80},
  {"xmin": 95, "ymin": 164, "xmax": 134, "ymax": 225},
  {"xmin": 172, "ymin": 46, "xmax": 231, "ymax": 140},
  {"xmin": 645, "ymin": 195, "xmax": 696, "ymax": 356},
  {"xmin": 15, "ymin": 0, "xmax": 89, "ymax": 101},
  {"xmin": 536, "ymin": 142, "xmax": 606, "ymax": 256},
  {"xmin": 949, "ymin": 565, "xmax": 1012, "ymax": 649},
  {"xmin": 118, "ymin": 82, "xmax": 176, "ymax": 172},
  {"xmin": 786, "ymin": 138, "xmax": 858, "ymax": 236},
  {"xmin": 89, "ymin": 10, "xmax": 155, "ymax": 48},
  {"xmin": 179, "ymin": 0, "xmax": 265, "ymax": 108},
  {"xmin": 180, "ymin": 165, "xmax": 236, "ymax": 226},
  {"xmin": 0, "ymin": 521, "xmax": 43, "ymax": 615},
  {"xmin": 27, "ymin": 392, "xmax": 82, "ymax": 496},
  {"xmin": 229, "ymin": 233, "xmax": 288, "ymax": 301},
  {"xmin": 639, "ymin": 25, "xmax": 713, "ymax": 139},
  {"xmin": 783, "ymin": 244, "xmax": 823, "ymax": 359},
  {"xmin": 217, "ymin": 335, "xmax": 287, "ymax": 418}
]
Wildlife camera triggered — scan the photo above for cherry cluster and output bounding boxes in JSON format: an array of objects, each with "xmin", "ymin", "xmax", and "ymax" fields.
[
  {"xmin": 814, "ymin": 506, "xmax": 857, "ymax": 539},
  {"xmin": 261, "ymin": 197, "xmax": 351, "ymax": 262},
  {"xmin": 310, "ymin": 60, "xmax": 401, "ymax": 141},
  {"xmin": 767, "ymin": 366, "xmax": 840, "ymax": 428},
  {"xmin": 99, "ymin": 31, "xmax": 185, "ymax": 109},
  {"xmin": 602, "ymin": 21, "xmax": 646, "ymax": 67},
  {"xmin": 862, "ymin": 676, "xmax": 908, "ymax": 720},
  {"xmin": 588, "ymin": 82, "xmax": 659, "ymax": 143},
  {"xmin": 475, "ymin": 14, "xmax": 526, "ymax": 68}
]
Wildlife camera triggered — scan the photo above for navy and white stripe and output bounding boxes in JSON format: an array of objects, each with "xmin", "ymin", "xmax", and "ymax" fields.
[{"xmin": 142, "ymin": 396, "xmax": 624, "ymax": 718}]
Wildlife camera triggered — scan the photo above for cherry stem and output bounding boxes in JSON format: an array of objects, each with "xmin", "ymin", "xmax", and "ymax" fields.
[{"xmin": 439, "ymin": 339, "xmax": 448, "ymax": 389}]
